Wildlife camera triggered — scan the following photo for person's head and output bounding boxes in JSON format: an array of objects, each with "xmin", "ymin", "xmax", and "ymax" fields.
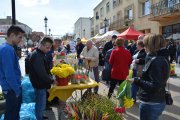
[
  {"xmin": 99, "ymin": 46, "xmax": 103, "ymax": 52},
  {"xmin": 39, "ymin": 37, "xmax": 53, "ymax": 53},
  {"xmin": 143, "ymin": 34, "xmax": 167, "ymax": 53},
  {"xmin": 76, "ymin": 38, "xmax": 81, "ymax": 44},
  {"xmin": 86, "ymin": 40, "xmax": 93, "ymax": 50},
  {"xmin": 53, "ymin": 38, "xmax": 62, "ymax": 49},
  {"xmin": 115, "ymin": 38, "xmax": 125, "ymax": 47},
  {"xmin": 6, "ymin": 25, "xmax": 25, "ymax": 45},
  {"xmin": 113, "ymin": 41, "xmax": 117, "ymax": 49},
  {"xmin": 112, "ymin": 35, "xmax": 117, "ymax": 41},
  {"xmin": 137, "ymin": 40, "xmax": 144, "ymax": 51}
]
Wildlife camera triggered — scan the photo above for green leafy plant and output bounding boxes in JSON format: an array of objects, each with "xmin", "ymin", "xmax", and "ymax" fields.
[{"xmin": 66, "ymin": 92, "xmax": 122, "ymax": 120}]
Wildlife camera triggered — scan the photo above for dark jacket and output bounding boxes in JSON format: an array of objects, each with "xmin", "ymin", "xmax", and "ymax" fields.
[
  {"xmin": 103, "ymin": 41, "xmax": 113, "ymax": 56},
  {"xmin": 134, "ymin": 49, "xmax": 170, "ymax": 103},
  {"xmin": 134, "ymin": 49, "xmax": 146, "ymax": 65},
  {"xmin": 76, "ymin": 42, "xmax": 85, "ymax": 58},
  {"xmin": 29, "ymin": 49, "xmax": 53, "ymax": 89},
  {"xmin": 130, "ymin": 43, "xmax": 137, "ymax": 56},
  {"xmin": 99, "ymin": 51, "xmax": 105, "ymax": 66}
]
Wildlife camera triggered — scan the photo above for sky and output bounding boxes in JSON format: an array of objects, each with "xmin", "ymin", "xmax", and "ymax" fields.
[{"xmin": 0, "ymin": 0, "xmax": 101, "ymax": 36}]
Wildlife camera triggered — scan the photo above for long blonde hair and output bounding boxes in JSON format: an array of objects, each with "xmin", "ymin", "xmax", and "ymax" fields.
[{"xmin": 143, "ymin": 34, "xmax": 167, "ymax": 53}]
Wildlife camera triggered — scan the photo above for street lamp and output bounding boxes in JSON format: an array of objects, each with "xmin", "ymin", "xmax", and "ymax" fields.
[
  {"xmin": 104, "ymin": 18, "xmax": 108, "ymax": 33},
  {"xmin": 44, "ymin": 16, "xmax": 48, "ymax": 35},
  {"xmin": 26, "ymin": 33, "xmax": 30, "ymax": 55},
  {"xmin": 49, "ymin": 28, "xmax": 51, "ymax": 36},
  {"xmin": 11, "ymin": 0, "xmax": 16, "ymax": 25}
]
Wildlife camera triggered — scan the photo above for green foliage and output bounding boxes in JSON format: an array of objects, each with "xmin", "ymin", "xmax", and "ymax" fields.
[{"xmin": 77, "ymin": 93, "xmax": 122, "ymax": 120}]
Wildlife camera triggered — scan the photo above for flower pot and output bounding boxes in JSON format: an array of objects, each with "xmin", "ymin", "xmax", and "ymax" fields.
[{"xmin": 56, "ymin": 76, "xmax": 69, "ymax": 86}]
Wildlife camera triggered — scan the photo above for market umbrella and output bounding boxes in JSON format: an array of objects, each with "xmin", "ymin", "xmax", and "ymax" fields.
[{"xmin": 118, "ymin": 27, "xmax": 144, "ymax": 40}]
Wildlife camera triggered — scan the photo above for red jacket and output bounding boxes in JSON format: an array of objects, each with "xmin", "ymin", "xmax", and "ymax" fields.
[{"xmin": 109, "ymin": 46, "xmax": 132, "ymax": 80}]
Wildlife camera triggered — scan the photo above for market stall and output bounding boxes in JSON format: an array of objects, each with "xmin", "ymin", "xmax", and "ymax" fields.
[
  {"xmin": 49, "ymin": 52, "xmax": 99, "ymax": 102},
  {"xmin": 118, "ymin": 27, "xmax": 144, "ymax": 40},
  {"xmin": 48, "ymin": 78, "xmax": 99, "ymax": 102}
]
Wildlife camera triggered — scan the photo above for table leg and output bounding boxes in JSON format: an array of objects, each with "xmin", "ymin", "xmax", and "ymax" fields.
[{"xmin": 58, "ymin": 100, "xmax": 67, "ymax": 120}]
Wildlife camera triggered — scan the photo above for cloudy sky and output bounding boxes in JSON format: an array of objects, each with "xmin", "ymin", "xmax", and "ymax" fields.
[{"xmin": 0, "ymin": 0, "xmax": 101, "ymax": 36}]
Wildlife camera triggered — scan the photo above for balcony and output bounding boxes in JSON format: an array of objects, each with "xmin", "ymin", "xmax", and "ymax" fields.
[
  {"xmin": 149, "ymin": 0, "xmax": 180, "ymax": 21},
  {"xmin": 109, "ymin": 18, "xmax": 133, "ymax": 31}
]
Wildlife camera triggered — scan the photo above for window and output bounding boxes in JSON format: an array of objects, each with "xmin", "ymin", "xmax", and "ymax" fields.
[
  {"xmin": 142, "ymin": 0, "xmax": 150, "ymax": 16},
  {"xmin": 113, "ymin": 0, "xmax": 117, "ymax": 8},
  {"xmin": 106, "ymin": 2, "xmax": 110, "ymax": 13},
  {"xmin": 117, "ymin": 0, "xmax": 122, "ymax": 5},
  {"xmin": 128, "ymin": 9, "xmax": 133, "ymax": 20},
  {"xmin": 96, "ymin": 12, "xmax": 99, "ymax": 19},
  {"xmin": 100, "ymin": 7, "xmax": 104, "ymax": 17}
]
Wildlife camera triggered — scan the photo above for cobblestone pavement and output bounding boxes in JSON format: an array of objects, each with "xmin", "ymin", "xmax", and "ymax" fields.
[{"xmin": 18, "ymin": 57, "xmax": 180, "ymax": 120}]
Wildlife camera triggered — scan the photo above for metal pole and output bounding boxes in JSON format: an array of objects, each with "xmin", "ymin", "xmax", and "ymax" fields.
[
  {"xmin": 104, "ymin": 23, "xmax": 106, "ymax": 33},
  {"xmin": 11, "ymin": 0, "xmax": 16, "ymax": 25},
  {"xmin": 45, "ymin": 23, "xmax": 47, "ymax": 35}
]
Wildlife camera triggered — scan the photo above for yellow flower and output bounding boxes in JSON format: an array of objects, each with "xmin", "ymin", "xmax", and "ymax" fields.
[
  {"xmin": 51, "ymin": 64, "xmax": 75, "ymax": 78},
  {"xmin": 123, "ymin": 96, "xmax": 134, "ymax": 108}
]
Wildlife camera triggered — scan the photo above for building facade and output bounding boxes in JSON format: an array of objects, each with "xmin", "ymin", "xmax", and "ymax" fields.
[
  {"xmin": 0, "ymin": 16, "xmax": 32, "ymax": 34},
  {"xmin": 93, "ymin": 0, "xmax": 180, "ymax": 39},
  {"xmin": 74, "ymin": 17, "xmax": 91, "ymax": 39}
]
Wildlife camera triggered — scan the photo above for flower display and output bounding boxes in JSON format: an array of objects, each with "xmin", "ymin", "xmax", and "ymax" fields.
[
  {"xmin": 50, "ymin": 64, "xmax": 75, "ymax": 78},
  {"xmin": 115, "ymin": 70, "xmax": 134, "ymax": 113},
  {"xmin": 123, "ymin": 96, "xmax": 134, "ymax": 108}
]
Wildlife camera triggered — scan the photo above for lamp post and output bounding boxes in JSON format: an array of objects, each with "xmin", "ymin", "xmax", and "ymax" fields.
[
  {"xmin": 104, "ymin": 18, "xmax": 108, "ymax": 33},
  {"xmin": 83, "ymin": 29, "xmax": 85, "ymax": 38},
  {"xmin": 11, "ymin": 0, "xmax": 16, "ymax": 25},
  {"xmin": 44, "ymin": 17, "xmax": 48, "ymax": 35},
  {"xmin": 49, "ymin": 28, "xmax": 51, "ymax": 36}
]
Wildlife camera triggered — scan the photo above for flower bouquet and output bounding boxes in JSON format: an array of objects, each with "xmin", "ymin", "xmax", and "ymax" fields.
[
  {"xmin": 65, "ymin": 93, "xmax": 122, "ymax": 120},
  {"xmin": 52, "ymin": 51, "xmax": 66, "ymax": 66},
  {"xmin": 50, "ymin": 64, "xmax": 75, "ymax": 86},
  {"xmin": 170, "ymin": 63, "xmax": 176, "ymax": 76},
  {"xmin": 115, "ymin": 70, "xmax": 134, "ymax": 114}
]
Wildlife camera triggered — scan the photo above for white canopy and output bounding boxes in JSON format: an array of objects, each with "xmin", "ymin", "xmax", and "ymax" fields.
[
  {"xmin": 99, "ymin": 30, "xmax": 120, "ymax": 41},
  {"xmin": 166, "ymin": 33, "xmax": 180, "ymax": 40}
]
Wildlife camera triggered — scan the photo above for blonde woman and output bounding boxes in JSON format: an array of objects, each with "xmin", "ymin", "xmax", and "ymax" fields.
[{"xmin": 128, "ymin": 34, "xmax": 170, "ymax": 120}]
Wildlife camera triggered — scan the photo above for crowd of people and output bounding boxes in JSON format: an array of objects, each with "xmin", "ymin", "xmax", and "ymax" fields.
[{"xmin": 0, "ymin": 25, "xmax": 180, "ymax": 120}]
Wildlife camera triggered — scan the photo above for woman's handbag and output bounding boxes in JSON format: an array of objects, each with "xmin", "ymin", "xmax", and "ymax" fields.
[
  {"xmin": 165, "ymin": 81, "xmax": 173, "ymax": 105},
  {"xmin": 165, "ymin": 90, "xmax": 173, "ymax": 105}
]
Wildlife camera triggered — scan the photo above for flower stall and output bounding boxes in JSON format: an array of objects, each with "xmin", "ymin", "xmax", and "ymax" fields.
[{"xmin": 48, "ymin": 52, "xmax": 99, "ymax": 102}]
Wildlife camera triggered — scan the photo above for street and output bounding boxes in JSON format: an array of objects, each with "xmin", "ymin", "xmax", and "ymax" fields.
[{"xmin": 18, "ymin": 57, "xmax": 180, "ymax": 120}]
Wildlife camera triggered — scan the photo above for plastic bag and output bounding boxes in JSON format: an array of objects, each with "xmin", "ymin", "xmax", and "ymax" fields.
[
  {"xmin": 21, "ymin": 76, "xmax": 35, "ymax": 103},
  {"xmin": 20, "ymin": 103, "xmax": 36, "ymax": 120},
  {"xmin": 0, "ymin": 103, "xmax": 36, "ymax": 120}
]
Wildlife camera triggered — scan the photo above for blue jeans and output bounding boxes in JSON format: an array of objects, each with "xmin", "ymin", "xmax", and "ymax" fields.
[
  {"xmin": 35, "ymin": 89, "xmax": 46, "ymax": 120},
  {"xmin": 3, "ymin": 89, "xmax": 22, "ymax": 120},
  {"xmin": 78, "ymin": 58, "xmax": 83, "ymax": 66},
  {"xmin": 93, "ymin": 66, "xmax": 99, "ymax": 93},
  {"xmin": 131, "ymin": 84, "xmax": 139, "ymax": 101},
  {"xmin": 139, "ymin": 102, "xmax": 165, "ymax": 120}
]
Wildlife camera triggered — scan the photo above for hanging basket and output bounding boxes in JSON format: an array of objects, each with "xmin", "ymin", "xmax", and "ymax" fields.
[{"xmin": 56, "ymin": 76, "xmax": 69, "ymax": 86}]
